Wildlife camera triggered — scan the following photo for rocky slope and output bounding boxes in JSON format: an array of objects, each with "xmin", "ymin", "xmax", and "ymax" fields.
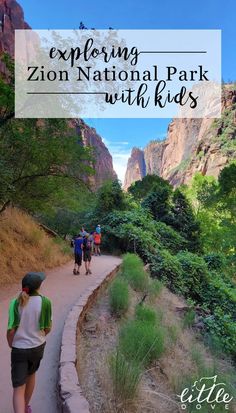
[
  {"xmin": 124, "ymin": 86, "xmax": 236, "ymax": 189},
  {"xmin": 0, "ymin": 0, "xmax": 117, "ymax": 188}
]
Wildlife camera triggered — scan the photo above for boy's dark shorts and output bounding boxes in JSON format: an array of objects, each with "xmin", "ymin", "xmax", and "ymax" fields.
[
  {"xmin": 83, "ymin": 251, "xmax": 91, "ymax": 262},
  {"xmin": 74, "ymin": 252, "xmax": 82, "ymax": 266},
  {"xmin": 11, "ymin": 343, "xmax": 46, "ymax": 388}
]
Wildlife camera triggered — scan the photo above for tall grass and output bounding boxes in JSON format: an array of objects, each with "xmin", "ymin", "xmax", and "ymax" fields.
[
  {"xmin": 109, "ymin": 278, "xmax": 129, "ymax": 316},
  {"xmin": 109, "ymin": 350, "xmax": 142, "ymax": 405},
  {"xmin": 183, "ymin": 309, "xmax": 195, "ymax": 328},
  {"xmin": 148, "ymin": 278, "xmax": 163, "ymax": 301},
  {"xmin": 135, "ymin": 304, "xmax": 157, "ymax": 325},
  {"xmin": 122, "ymin": 253, "xmax": 148, "ymax": 292},
  {"xmin": 119, "ymin": 319, "xmax": 165, "ymax": 367}
]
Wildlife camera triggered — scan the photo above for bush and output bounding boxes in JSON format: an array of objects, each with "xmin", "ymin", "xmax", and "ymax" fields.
[
  {"xmin": 122, "ymin": 253, "xmax": 148, "ymax": 292},
  {"xmin": 119, "ymin": 320, "xmax": 165, "ymax": 366},
  {"xmin": 204, "ymin": 252, "xmax": 226, "ymax": 270},
  {"xmin": 135, "ymin": 304, "xmax": 157, "ymax": 325},
  {"xmin": 177, "ymin": 251, "xmax": 210, "ymax": 300},
  {"xmin": 154, "ymin": 221, "xmax": 188, "ymax": 253},
  {"xmin": 204, "ymin": 308, "xmax": 236, "ymax": 359},
  {"xmin": 109, "ymin": 278, "xmax": 129, "ymax": 316},
  {"xmin": 150, "ymin": 249, "xmax": 185, "ymax": 294},
  {"xmin": 109, "ymin": 350, "xmax": 141, "ymax": 404},
  {"xmin": 199, "ymin": 273, "xmax": 236, "ymax": 317}
]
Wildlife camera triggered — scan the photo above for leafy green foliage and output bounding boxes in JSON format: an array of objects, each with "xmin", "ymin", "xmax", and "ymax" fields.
[
  {"xmin": 203, "ymin": 252, "xmax": 226, "ymax": 271},
  {"xmin": 204, "ymin": 308, "xmax": 236, "ymax": 359},
  {"xmin": 128, "ymin": 174, "xmax": 168, "ymax": 200},
  {"xmin": 0, "ymin": 55, "xmax": 93, "ymax": 214},
  {"xmin": 151, "ymin": 249, "xmax": 185, "ymax": 293},
  {"xmin": 142, "ymin": 179, "xmax": 172, "ymax": 222},
  {"xmin": 167, "ymin": 189, "xmax": 202, "ymax": 252},
  {"xmin": 177, "ymin": 252, "xmax": 210, "ymax": 301},
  {"xmin": 119, "ymin": 319, "xmax": 165, "ymax": 366},
  {"xmin": 109, "ymin": 277, "xmax": 129, "ymax": 316}
]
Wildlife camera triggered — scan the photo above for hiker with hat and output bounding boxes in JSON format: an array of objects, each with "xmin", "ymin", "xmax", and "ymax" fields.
[{"xmin": 7, "ymin": 272, "xmax": 52, "ymax": 413}]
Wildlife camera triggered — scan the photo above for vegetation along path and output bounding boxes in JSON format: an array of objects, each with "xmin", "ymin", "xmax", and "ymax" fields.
[{"xmin": 0, "ymin": 255, "xmax": 121, "ymax": 413}]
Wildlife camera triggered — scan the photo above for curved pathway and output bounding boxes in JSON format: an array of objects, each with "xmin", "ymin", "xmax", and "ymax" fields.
[{"xmin": 0, "ymin": 255, "xmax": 121, "ymax": 413}]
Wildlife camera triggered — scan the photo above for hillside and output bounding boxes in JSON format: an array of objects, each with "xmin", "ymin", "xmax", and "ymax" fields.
[
  {"xmin": 0, "ymin": 208, "xmax": 71, "ymax": 285},
  {"xmin": 124, "ymin": 86, "xmax": 236, "ymax": 189}
]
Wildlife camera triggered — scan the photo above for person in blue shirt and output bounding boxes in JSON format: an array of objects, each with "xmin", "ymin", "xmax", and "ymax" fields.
[
  {"xmin": 73, "ymin": 233, "xmax": 84, "ymax": 275},
  {"xmin": 95, "ymin": 224, "xmax": 101, "ymax": 234}
]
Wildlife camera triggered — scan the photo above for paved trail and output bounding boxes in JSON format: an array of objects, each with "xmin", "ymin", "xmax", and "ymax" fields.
[{"xmin": 0, "ymin": 255, "xmax": 121, "ymax": 413}]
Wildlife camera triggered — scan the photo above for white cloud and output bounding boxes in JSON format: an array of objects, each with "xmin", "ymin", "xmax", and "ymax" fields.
[{"xmin": 102, "ymin": 139, "xmax": 131, "ymax": 183}]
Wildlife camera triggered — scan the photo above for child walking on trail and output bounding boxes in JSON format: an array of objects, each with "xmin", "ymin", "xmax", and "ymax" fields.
[
  {"xmin": 73, "ymin": 233, "xmax": 83, "ymax": 275},
  {"xmin": 7, "ymin": 272, "xmax": 52, "ymax": 413},
  {"xmin": 83, "ymin": 234, "xmax": 92, "ymax": 275}
]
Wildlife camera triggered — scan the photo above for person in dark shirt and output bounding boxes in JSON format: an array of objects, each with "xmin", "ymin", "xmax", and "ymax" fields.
[
  {"xmin": 83, "ymin": 234, "xmax": 92, "ymax": 275},
  {"xmin": 73, "ymin": 233, "xmax": 83, "ymax": 275}
]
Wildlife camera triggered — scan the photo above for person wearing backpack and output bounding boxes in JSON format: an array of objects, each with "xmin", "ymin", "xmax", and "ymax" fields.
[
  {"xmin": 83, "ymin": 233, "xmax": 92, "ymax": 275},
  {"xmin": 73, "ymin": 233, "xmax": 83, "ymax": 275},
  {"xmin": 94, "ymin": 232, "xmax": 102, "ymax": 256},
  {"xmin": 7, "ymin": 272, "xmax": 52, "ymax": 413}
]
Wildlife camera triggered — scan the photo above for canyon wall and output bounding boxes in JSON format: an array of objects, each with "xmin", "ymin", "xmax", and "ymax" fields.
[{"xmin": 124, "ymin": 86, "xmax": 236, "ymax": 190}]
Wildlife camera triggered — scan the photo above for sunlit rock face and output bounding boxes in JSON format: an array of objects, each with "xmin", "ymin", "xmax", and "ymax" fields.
[
  {"xmin": 124, "ymin": 147, "xmax": 146, "ymax": 191},
  {"xmin": 124, "ymin": 86, "xmax": 236, "ymax": 189}
]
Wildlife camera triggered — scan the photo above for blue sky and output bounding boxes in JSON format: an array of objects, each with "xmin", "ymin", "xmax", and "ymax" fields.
[{"xmin": 19, "ymin": 0, "xmax": 236, "ymax": 181}]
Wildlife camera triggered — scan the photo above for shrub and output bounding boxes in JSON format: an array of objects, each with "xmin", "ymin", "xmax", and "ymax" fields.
[
  {"xmin": 135, "ymin": 304, "xmax": 157, "ymax": 325},
  {"xmin": 200, "ymin": 273, "xmax": 236, "ymax": 318},
  {"xmin": 204, "ymin": 252, "xmax": 226, "ymax": 270},
  {"xmin": 109, "ymin": 350, "xmax": 141, "ymax": 404},
  {"xmin": 204, "ymin": 308, "xmax": 236, "ymax": 359},
  {"xmin": 154, "ymin": 221, "xmax": 188, "ymax": 253},
  {"xmin": 177, "ymin": 251, "xmax": 210, "ymax": 300},
  {"xmin": 109, "ymin": 278, "xmax": 129, "ymax": 317},
  {"xmin": 122, "ymin": 253, "xmax": 148, "ymax": 292},
  {"xmin": 150, "ymin": 249, "xmax": 185, "ymax": 294},
  {"xmin": 119, "ymin": 320, "xmax": 165, "ymax": 366}
]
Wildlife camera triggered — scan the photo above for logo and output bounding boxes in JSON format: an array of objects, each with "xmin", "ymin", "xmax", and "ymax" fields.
[{"xmin": 177, "ymin": 375, "xmax": 233, "ymax": 410}]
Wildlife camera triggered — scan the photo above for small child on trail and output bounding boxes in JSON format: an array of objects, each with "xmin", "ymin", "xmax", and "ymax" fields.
[
  {"xmin": 94, "ymin": 231, "xmax": 102, "ymax": 256},
  {"xmin": 73, "ymin": 233, "xmax": 83, "ymax": 275},
  {"xmin": 95, "ymin": 224, "xmax": 101, "ymax": 234},
  {"xmin": 7, "ymin": 272, "xmax": 52, "ymax": 413},
  {"xmin": 83, "ymin": 234, "xmax": 92, "ymax": 275}
]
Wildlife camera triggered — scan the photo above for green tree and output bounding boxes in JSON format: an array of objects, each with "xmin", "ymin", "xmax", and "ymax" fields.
[
  {"xmin": 0, "ymin": 55, "xmax": 93, "ymax": 214},
  {"xmin": 141, "ymin": 179, "xmax": 172, "ymax": 222},
  {"xmin": 167, "ymin": 189, "xmax": 201, "ymax": 252},
  {"xmin": 128, "ymin": 175, "xmax": 167, "ymax": 200}
]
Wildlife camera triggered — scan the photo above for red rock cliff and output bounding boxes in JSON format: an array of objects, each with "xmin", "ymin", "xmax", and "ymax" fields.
[{"xmin": 124, "ymin": 86, "xmax": 236, "ymax": 189}]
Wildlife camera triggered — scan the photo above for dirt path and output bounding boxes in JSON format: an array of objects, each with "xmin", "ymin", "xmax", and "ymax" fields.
[{"xmin": 0, "ymin": 255, "xmax": 121, "ymax": 413}]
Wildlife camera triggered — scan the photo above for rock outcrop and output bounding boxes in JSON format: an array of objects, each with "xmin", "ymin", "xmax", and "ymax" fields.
[
  {"xmin": 125, "ymin": 86, "xmax": 236, "ymax": 189},
  {"xmin": 76, "ymin": 119, "xmax": 117, "ymax": 188},
  {"xmin": 124, "ymin": 147, "xmax": 146, "ymax": 191},
  {"xmin": 0, "ymin": 0, "xmax": 117, "ymax": 188},
  {"xmin": 0, "ymin": 0, "xmax": 30, "ymax": 58}
]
